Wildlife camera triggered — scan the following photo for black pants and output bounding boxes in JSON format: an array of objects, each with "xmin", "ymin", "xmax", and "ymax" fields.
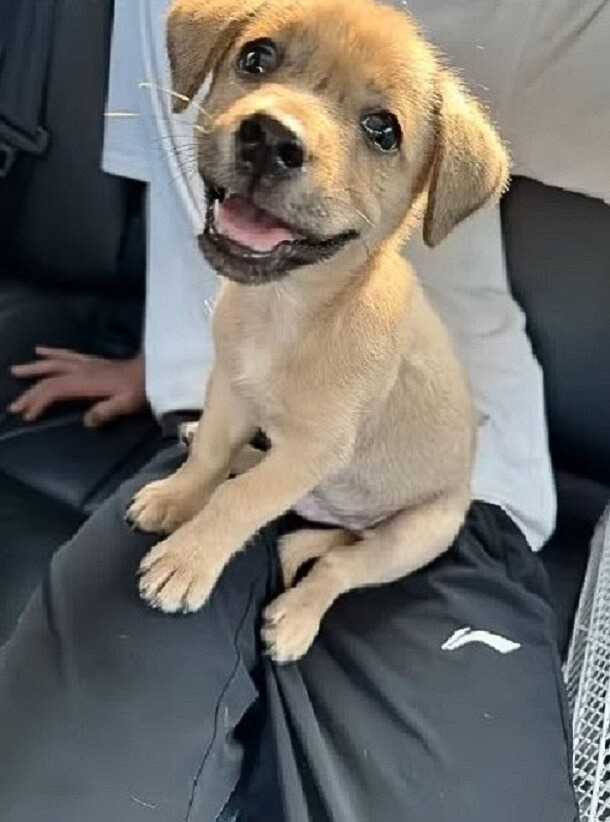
[{"xmin": 0, "ymin": 443, "xmax": 578, "ymax": 821}]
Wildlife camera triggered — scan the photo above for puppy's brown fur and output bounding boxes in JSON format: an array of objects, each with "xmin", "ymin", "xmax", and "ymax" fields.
[{"xmin": 130, "ymin": 0, "xmax": 510, "ymax": 662}]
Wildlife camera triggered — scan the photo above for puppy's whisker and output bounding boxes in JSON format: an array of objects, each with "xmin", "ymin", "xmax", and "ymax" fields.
[
  {"xmin": 153, "ymin": 141, "xmax": 199, "ymax": 160},
  {"xmin": 149, "ymin": 138, "xmax": 202, "ymax": 159},
  {"xmin": 162, "ymin": 161, "xmax": 201, "ymax": 192},
  {"xmin": 319, "ymin": 195, "xmax": 374, "ymax": 232},
  {"xmin": 168, "ymin": 152, "xmax": 200, "ymax": 164},
  {"xmin": 168, "ymin": 159, "xmax": 200, "ymax": 179},
  {"xmin": 104, "ymin": 111, "xmax": 141, "ymax": 118},
  {"xmin": 150, "ymin": 141, "xmax": 199, "ymax": 156},
  {"xmin": 352, "ymin": 206, "xmax": 373, "ymax": 229},
  {"xmin": 344, "ymin": 188, "xmax": 374, "ymax": 227},
  {"xmin": 150, "ymin": 133, "xmax": 199, "ymax": 145},
  {"xmin": 138, "ymin": 82, "xmax": 213, "ymax": 120},
  {"xmin": 139, "ymin": 81, "xmax": 191, "ymax": 106},
  {"xmin": 162, "ymin": 158, "xmax": 200, "ymax": 178},
  {"xmin": 105, "ymin": 111, "xmax": 212, "ymax": 140},
  {"xmin": 150, "ymin": 124, "xmax": 211, "ymax": 142},
  {"xmin": 153, "ymin": 118, "xmax": 209, "ymax": 129},
  {"xmin": 165, "ymin": 141, "xmax": 199, "ymax": 155}
]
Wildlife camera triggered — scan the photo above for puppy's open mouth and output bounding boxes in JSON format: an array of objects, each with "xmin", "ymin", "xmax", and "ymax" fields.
[{"xmin": 200, "ymin": 185, "xmax": 358, "ymax": 284}]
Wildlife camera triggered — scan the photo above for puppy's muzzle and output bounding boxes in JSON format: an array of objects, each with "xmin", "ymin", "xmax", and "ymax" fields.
[
  {"xmin": 236, "ymin": 114, "xmax": 305, "ymax": 184},
  {"xmin": 197, "ymin": 109, "xmax": 357, "ymax": 284}
]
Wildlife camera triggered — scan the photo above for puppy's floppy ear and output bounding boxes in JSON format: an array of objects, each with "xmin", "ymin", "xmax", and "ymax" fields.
[
  {"xmin": 167, "ymin": 0, "xmax": 267, "ymax": 112},
  {"xmin": 423, "ymin": 72, "xmax": 510, "ymax": 248}
]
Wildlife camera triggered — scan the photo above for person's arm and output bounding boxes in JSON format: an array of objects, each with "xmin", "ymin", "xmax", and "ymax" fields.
[{"xmin": 9, "ymin": 347, "xmax": 146, "ymax": 428}]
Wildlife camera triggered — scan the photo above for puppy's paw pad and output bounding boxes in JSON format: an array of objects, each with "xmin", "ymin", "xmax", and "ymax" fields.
[
  {"xmin": 128, "ymin": 479, "xmax": 186, "ymax": 535},
  {"xmin": 138, "ymin": 539, "xmax": 215, "ymax": 613},
  {"xmin": 262, "ymin": 589, "xmax": 322, "ymax": 663}
]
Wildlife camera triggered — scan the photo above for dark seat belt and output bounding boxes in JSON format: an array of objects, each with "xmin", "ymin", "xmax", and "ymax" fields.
[{"xmin": 0, "ymin": 0, "xmax": 56, "ymax": 179}]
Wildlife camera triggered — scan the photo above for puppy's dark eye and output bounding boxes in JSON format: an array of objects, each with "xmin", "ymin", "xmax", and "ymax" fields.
[
  {"xmin": 237, "ymin": 38, "xmax": 281, "ymax": 76},
  {"xmin": 361, "ymin": 112, "xmax": 402, "ymax": 152}
]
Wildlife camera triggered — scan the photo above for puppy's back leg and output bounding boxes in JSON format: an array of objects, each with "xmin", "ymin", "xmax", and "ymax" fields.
[
  {"xmin": 263, "ymin": 493, "xmax": 468, "ymax": 662},
  {"xmin": 278, "ymin": 528, "xmax": 355, "ymax": 589},
  {"xmin": 230, "ymin": 444, "xmax": 265, "ymax": 476},
  {"xmin": 183, "ymin": 430, "xmax": 264, "ymax": 478}
]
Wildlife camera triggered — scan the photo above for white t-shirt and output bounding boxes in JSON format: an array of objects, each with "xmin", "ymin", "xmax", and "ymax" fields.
[
  {"xmin": 103, "ymin": 0, "xmax": 215, "ymax": 414},
  {"xmin": 104, "ymin": 0, "xmax": 610, "ymax": 551}
]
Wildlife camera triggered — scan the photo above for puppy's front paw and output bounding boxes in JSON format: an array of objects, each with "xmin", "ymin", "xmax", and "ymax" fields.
[
  {"xmin": 128, "ymin": 478, "xmax": 195, "ymax": 535},
  {"xmin": 138, "ymin": 536, "xmax": 218, "ymax": 613},
  {"xmin": 262, "ymin": 587, "xmax": 324, "ymax": 663}
]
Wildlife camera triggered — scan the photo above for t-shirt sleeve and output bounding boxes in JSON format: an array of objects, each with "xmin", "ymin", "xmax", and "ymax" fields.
[{"xmin": 102, "ymin": 0, "xmax": 153, "ymax": 182}]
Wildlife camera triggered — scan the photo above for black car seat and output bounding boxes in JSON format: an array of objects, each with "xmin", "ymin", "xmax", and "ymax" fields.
[
  {"xmin": 0, "ymin": 0, "xmax": 161, "ymax": 640},
  {"xmin": 503, "ymin": 178, "xmax": 610, "ymax": 654}
]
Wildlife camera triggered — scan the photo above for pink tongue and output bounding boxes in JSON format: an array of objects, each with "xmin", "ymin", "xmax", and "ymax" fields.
[{"xmin": 216, "ymin": 196, "xmax": 295, "ymax": 253}]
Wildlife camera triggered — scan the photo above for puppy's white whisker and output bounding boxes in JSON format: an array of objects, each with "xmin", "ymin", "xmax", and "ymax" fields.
[
  {"xmin": 104, "ymin": 111, "xmax": 141, "ymax": 118},
  {"xmin": 153, "ymin": 140, "xmax": 198, "ymax": 156},
  {"xmin": 152, "ymin": 118, "xmax": 206, "ymax": 129},
  {"xmin": 164, "ymin": 165, "xmax": 202, "ymax": 194},
  {"xmin": 139, "ymin": 82, "xmax": 212, "ymax": 119},
  {"xmin": 352, "ymin": 207, "xmax": 373, "ymax": 228},
  {"xmin": 151, "ymin": 133, "xmax": 198, "ymax": 144},
  {"xmin": 139, "ymin": 81, "xmax": 190, "ymax": 105},
  {"xmin": 321, "ymin": 194, "xmax": 373, "ymax": 231},
  {"xmin": 164, "ymin": 157, "xmax": 199, "ymax": 175}
]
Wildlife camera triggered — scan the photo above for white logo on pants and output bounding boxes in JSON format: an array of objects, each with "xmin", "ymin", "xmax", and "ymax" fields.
[{"xmin": 442, "ymin": 627, "xmax": 521, "ymax": 655}]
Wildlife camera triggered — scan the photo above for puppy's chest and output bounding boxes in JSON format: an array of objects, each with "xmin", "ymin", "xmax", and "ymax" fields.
[
  {"xmin": 235, "ymin": 343, "xmax": 277, "ymax": 388},
  {"xmin": 218, "ymin": 311, "xmax": 298, "ymax": 402}
]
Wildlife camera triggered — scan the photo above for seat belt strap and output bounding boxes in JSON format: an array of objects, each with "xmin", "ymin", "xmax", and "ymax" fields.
[{"xmin": 0, "ymin": 0, "xmax": 56, "ymax": 178}]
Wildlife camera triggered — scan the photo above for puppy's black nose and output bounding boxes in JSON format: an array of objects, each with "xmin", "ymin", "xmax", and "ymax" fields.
[{"xmin": 236, "ymin": 114, "xmax": 305, "ymax": 180}]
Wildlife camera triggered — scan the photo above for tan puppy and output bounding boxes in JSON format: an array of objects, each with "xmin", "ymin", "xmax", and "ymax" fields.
[{"xmin": 129, "ymin": 0, "xmax": 509, "ymax": 662}]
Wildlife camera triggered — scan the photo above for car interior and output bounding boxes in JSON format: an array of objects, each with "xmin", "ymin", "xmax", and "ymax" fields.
[{"xmin": 0, "ymin": 0, "xmax": 609, "ymax": 812}]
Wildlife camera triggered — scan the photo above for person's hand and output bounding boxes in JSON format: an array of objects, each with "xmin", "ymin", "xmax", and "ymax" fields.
[{"xmin": 9, "ymin": 347, "xmax": 146, "ymax": 428}]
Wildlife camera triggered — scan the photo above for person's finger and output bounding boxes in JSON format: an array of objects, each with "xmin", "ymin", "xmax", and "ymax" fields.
[
  {"xmin": 11, "ymin": 360, "xmax": 73, "ymax": 379},
  {"xmin": 35, "ymin": 346, "xmax": 91, "ymax": 362},
  {"xmin": 16, "ymin": 379, "xmax": 72, "ymax": 421},
  {"xmin": 8, "ymin": 383, "xmax": 56, "ymax": 416},
  {"xmin": 12, "ymin": 376, "xmax": 106, "ymax": 421},
  {"xmin": 84, "ymin": 394, "xmax": 133, "ymax": 429},
  {"xmin": 8, "ymin": 391, "xmax": 30, "ymax": 414}
]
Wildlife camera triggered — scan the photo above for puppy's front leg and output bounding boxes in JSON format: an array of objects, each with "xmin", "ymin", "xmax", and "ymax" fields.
[
  {"xmin": 264, "ymin": 491, "xmax": 469, "ymax": 662},
  {"xmin": 129, "ymin": 366, "xmax": 255, "ymax": 535},
  {"xmin": 138, "ymin": 435, "xmax": 341, "ymax": 613}
]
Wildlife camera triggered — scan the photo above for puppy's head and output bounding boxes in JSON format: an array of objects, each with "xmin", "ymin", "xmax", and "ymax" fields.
[{"xmin": 168, "ymin": 0, "xmax": 509, "ymax": 284}]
